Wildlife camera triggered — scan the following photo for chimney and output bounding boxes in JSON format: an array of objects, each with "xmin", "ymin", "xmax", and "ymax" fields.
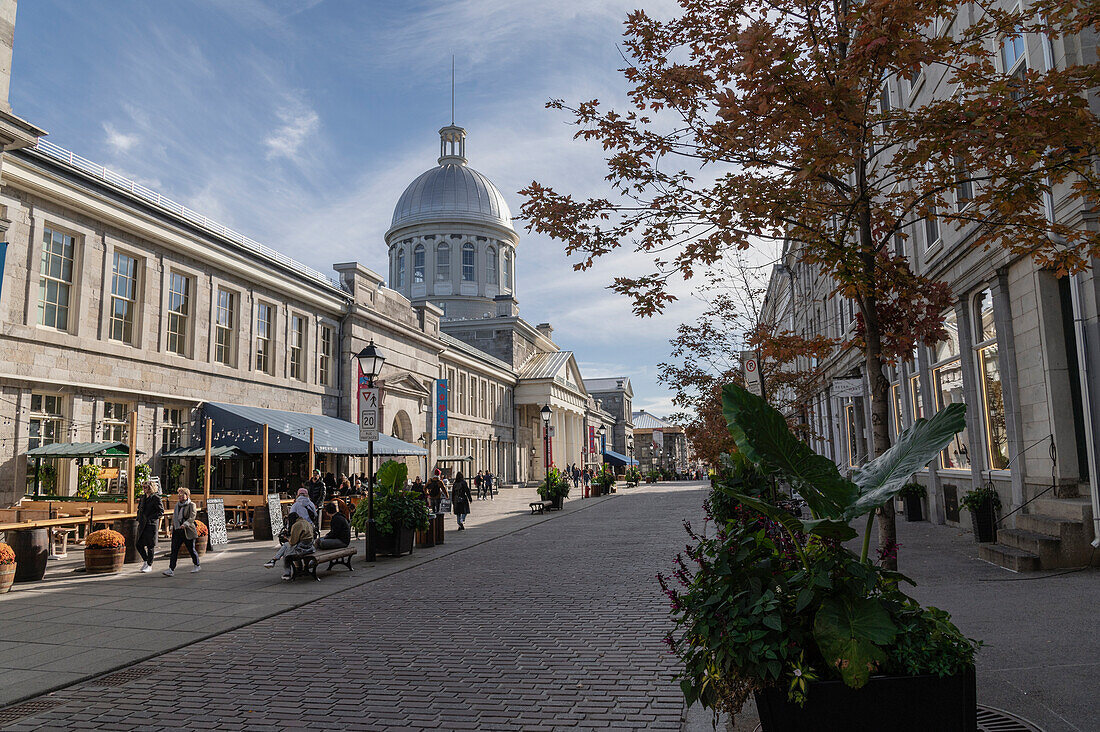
[{"xmin": 536, "ymin": 322, "xmax": 553, "ymax": 339}]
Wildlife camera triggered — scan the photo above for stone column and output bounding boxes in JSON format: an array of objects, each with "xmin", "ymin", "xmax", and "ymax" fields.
[{"xmin": 955, "ymin": 297, "xmax": 987, "ymax": 499}]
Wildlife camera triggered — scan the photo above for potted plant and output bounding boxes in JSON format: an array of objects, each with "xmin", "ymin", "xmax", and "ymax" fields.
[
  {"xmin": 132, "ymin": 463, "xmax": 152, "ymax": 498},
  {"xmin": 646, "ymin": 470, "xmax": 660, "ymax": 484},
  {"xmin": 625, "ymin": 466, "xmax": 641, "ymax": 487},
  {"xmin": 593, "ymin": 468, "xmax": 617, "ymax": 497},
  {"xmin": 84, "ymin": 529, "xmax": 126, "ymax": 574},
  {"xmin": 76, "ymin": 464, "xmax": 105, "ymax": 499},
  {"xmin": 351, "ymin": 461, "xmax": 430, "ymax": 557},
  {"xmin": 195, "ymin": 520, "xmax": 209, "ymax": 556},
  {"xmin": 537, "ymin": 466, "xmax": 570, "ymax": 509},
  {"xmin": 961, "ymin": 484, "xmax": 1000, "ymax": 543},
  {"xmin": 900, "ymin": 483, "xmax": 927, "ymax": 522},
  {"xmin": 0, "ymin": 542, "xmax": 15, "ymax": 593},
  {"xmin": 661, "ymin": 384, "xmax": 979, "ymax": 731},
  {"xmin": 168, "ymin": 463, "xmax": 184, "ymax": 491}
]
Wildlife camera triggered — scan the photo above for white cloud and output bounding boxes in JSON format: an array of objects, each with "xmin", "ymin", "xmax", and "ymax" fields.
[
  {"xmin": 102, "ymin": 122, "xmax": 140, "ymax": 153},
  {"xmin": 263, "ymin": 94, "xmax": 320, "ymax": 162}
]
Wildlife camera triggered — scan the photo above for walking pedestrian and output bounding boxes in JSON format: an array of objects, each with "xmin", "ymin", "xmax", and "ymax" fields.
[
  {"xmin": 474, "ymin": 471, "xmax": 484, "ymax": 500},
  {"xmin": 451, "ymin": 472, "xmax": 472, "ymax": 530},
  {"xmin": 306, "ymin": 469, "xmax": 327, "ymax": 509},
  {"xmin": 427, "ymin": 473, "xmax": 448, "ymax": 513},
  {"xmin": 162, "ymin": 487, "xmax": 200, "ymax": 576},
  {"xmin": 485, "ymin": 471, "xmax": 494, "ymax": 500},
  {"xmin": 135, "ymin": 481, "xmax": 163, "ymax": 573}
]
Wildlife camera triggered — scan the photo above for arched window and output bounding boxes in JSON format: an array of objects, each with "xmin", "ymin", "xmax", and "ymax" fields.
[
  {"xmin": 395, "ymin": 247, "xmax": 406, "ymax": 288},
  {"xmin": 462, "ymin": 243, "xmax": 476, "ymax": 282},
  {"xmin": 503, "ymin": 249, "xmax": 513, "ymax": 290},
  {"xmin": 436, "ymin": 242, "xmax": 450, "ymax": 281},
  {"xmin": 487, "ymin": 246, "xmax": 498, "ymax": 285},
  {"xmin": 413, "ymin": 244, "xmax": 425, "ymax": 284}
]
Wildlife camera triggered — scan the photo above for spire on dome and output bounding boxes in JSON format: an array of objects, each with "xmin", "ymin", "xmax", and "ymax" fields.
[{"xmin": 438, "ymin": 125, "xmax": 467, "ymax": 165}]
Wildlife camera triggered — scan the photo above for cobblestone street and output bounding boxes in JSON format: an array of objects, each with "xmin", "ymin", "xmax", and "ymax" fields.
[{"xmin": 0, "ymin": 483, "xmax": 705, "ymax": 731}]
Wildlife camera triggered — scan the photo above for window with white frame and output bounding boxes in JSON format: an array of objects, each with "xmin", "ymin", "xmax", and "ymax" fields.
[
  {"xmin": 289, "ymin": 314, "xmax": 306, "ymax": 381},
  {"xmin": 923, "ymin": 164, "xmax": 941, "ymax": 249},
  {"xmin": 319, "ymin": 324, "xmax": 334, "ymax": 387},
  {"xmin": 214, "ymin": 289, "xmax": 236, "ymax": 366},
  {"xmin": 503, "ymin": 249, "xmax": 513, "ymax": 290},
  {"xmin": 162, "ymin": 407, "xmax": 185, "ymax": 453},
  {"xmin": 107, "ymin": 252, "xmax": 138, "ymax": 344},
  {"xmin": 973, "ymin": 289, "xmax": 1008, "ymax": 470},
  {"xmin": 462, "ymin": 243, "xmax": 476, "ymax": 281},
  {"xmin": 38, "ymin": 227, "xmax": 75, "ymax": 331},
  {"xmin": 931, "ymin": 309, "xmax": 971, "ymax": 470},
  {"xmin": 102, "ymin": 401, "xmax": 129, "ymax": 442},
  {"xmin": 953, "ymin": 156, "xmax": 973, "ymax": 209},
  {"xmin": 437, "ymin": 243, "xmax": 450, "ymax": 281},
  {"xmin": 413, "ymin": 244, "xmax": 425, "ymax": 284},
  {"xmin": 165, "ymin": 272, "xmax": 191, "ymax": 356},
  {"xmin": 256, "ymin": 303, "xmax": 273, "ymax": 374},
  {"xmin": 395, "ymin": 247, "xmax": 405, "ymax": 288},
  {"xmin": 28, "ymin": 394, "xmax": 64, "ymax": 450}
]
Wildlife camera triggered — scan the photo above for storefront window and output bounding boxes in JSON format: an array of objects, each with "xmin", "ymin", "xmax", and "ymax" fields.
[
  {"xmin": 933, "ymin": 359, "xmax": 971, "ymax": 470},
  {"xmin": 891, "ymin": 383, "xmax": 904, "ymax": 437},
  {"xmin": 845, "ymin": 402, "xmax": 859, "ymax": 468},
  {"xmin": 974, "ymin": 288, "xmax": 1008, "ymax": 470},
  {"xmin": 909, "ymin": 374, "xmax": 924, "ymax": 419}
]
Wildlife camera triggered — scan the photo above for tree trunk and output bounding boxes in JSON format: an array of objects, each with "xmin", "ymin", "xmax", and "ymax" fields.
[{"xmin": 862, "ymin": 295, "xmax": 898, "ymax": 570}]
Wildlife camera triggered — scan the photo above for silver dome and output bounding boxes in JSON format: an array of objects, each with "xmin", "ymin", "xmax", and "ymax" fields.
[{"xmin": 390, "ymin": 163, "xmax": 515, "ymax": 233}]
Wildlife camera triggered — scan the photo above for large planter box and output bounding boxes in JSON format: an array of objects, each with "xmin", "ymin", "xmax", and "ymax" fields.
[
  {"xmin": 85, "ymin": 546, "xmax": 126, "ymax": 574},
  {"xmin": 903, "ymin": 494, "xmax": 924, "ymax": 522},
  {"xmin": 10, "ymin": 528, "xmax": 48, "ymax": 582},
  {"xmin": 371, "ymin": 525, "xmax": 415, "ymax": 557},
  {"xmin": 970, "ymin": 500, "xmax": 997, "ymax": 543},
  {"xmin": 754, "ymin": 667, "xmax": 976, "ymax": 732}
]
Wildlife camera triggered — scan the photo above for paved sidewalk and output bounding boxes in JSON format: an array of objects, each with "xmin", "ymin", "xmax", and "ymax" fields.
[
  {"xmin": 0, "ymin": 484, "xmax": 623, "ymax": 708},
  {"xmin": 0, "ymin": 482, "xmax": 704, "ymax": 730}
]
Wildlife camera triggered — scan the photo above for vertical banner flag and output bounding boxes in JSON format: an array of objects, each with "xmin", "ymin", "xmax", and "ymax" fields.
[
  {"xmin": 0, "ymin": 242, "xmax": 6, "ymax": 303},
  {"xmin": 435, "ymin": 379, "xmax": 448, "ymax": 440},
  {"xmin": 588, "ymin": 425, "xmax": 596, "ymax": 453}
]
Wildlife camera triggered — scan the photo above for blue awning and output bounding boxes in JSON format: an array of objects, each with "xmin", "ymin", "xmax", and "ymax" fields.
[
  {"xmin": 602, "ymin": 449, "xmax": 637, "ymax": 466},
  {"xmin": 201, "ymin": 402, "xmax": 427, "ymax": 457}
]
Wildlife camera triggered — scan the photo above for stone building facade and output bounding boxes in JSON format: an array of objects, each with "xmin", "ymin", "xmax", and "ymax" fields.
[{"xmin": 758, "ymin": 21, "xmax": 1100, "ymax": 571}]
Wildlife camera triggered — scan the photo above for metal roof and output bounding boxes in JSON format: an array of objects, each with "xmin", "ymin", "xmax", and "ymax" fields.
[
  {"xmin": 390, "ymin": 163, "xmax": 514, "ymax": 233},
  {"xmin": 584, "ymin": 377, "xmax": 630, "ymax": 394},
  {"xmin": 519, "ymin": 350, "xmax": 575, "ymax": 380},
  {"xmin": 632, "ymin": 411, "xmax": 677, "ymax": 430},
  {"xmin": 439, "ymin": 332, "xmax": 515, "ymax": 373},
  {"xmin": 202, "ymin": 402, "xmax": 427, "ymax": 457},
  {"xmin": 162, "ymin": 445, "xmax": 248, "ymax": 459},
  {"xmin": 26, "ymin": 441, "xmax": 144, "ymax": 458}
]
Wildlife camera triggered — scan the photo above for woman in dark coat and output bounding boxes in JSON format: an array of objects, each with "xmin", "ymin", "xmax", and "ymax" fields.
[
  {"xmin": 451, "ymin": 472, "xmax": 472, "ymax": 530},
  {"xmin": 135, "ymin": 482, "xmax": 163, "ymax": 573}
]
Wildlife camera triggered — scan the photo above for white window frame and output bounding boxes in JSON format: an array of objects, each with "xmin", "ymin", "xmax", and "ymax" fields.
[
  {"xmin": 108, "ymin": 251, "xmax": 139, "ymax": 344},
  {"xmin": 38, "ymin": 226, "xmax": 76, "ymax": 332}
]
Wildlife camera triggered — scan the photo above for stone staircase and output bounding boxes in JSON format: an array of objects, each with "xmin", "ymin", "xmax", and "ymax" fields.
[{"xmin": 979, "ymin": 493, "xmax": 1097, "ymax": 571}]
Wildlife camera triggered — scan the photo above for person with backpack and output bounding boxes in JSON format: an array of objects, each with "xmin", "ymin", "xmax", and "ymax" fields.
[{"xmin": 451, "ymin": 472, "xmax": 472, "ymax": 530}]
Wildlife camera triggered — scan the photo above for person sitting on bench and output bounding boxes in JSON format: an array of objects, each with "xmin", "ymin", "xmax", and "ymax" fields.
[
  {"xmin": 316, "ymin": 502, "xmax": 350, "ymax": 550},
  {"xmin": 264, "ymin": 513, "xmax": 315, "ymax": 580}
]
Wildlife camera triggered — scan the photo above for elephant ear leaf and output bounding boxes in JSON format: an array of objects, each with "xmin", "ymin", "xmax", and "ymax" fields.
[
  {"xmin": 722, "ymin": 383, "xmax": 857, "ymax": 519},
  {"xmin": 733, "ymin": 493, "xmax": 858, "ymax": 542},
  {"xmin": 846, "ymin": 403, "xmax": 967, "ymax": 520},
  {"xmin": 813, "ymin": 596, "xmax": 896, "ymax": 689}
]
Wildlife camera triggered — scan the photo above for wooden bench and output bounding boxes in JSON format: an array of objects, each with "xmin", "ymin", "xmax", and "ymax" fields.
[
  {"xmin": 530, "ymin": 500, "xmax": 553, "ymax": 515},
  {"xmin": 286, "ymin": 547, "xmax": 357, "ymax": 582}
]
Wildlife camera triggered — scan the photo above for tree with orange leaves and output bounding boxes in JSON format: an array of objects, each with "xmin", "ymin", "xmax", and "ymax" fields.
[{"xmin": 522, "ymin": 0, "xmax": 1100, "ymax": 568}]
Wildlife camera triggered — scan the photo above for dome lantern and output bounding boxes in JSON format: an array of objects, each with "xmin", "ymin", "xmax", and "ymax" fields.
[{"xmin": 439, "ymin": 125, "xmax": 467, "ymax": 165}]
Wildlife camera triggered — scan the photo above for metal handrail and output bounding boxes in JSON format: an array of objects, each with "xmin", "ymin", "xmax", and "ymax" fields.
[{"xmin": 31, "ymin": 139, "xmax": 343, "ymax": 290}]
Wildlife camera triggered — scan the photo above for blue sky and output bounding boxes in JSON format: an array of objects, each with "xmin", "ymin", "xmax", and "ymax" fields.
[{"xmin": 11, "ymin": 0, "xmax": 703, "ymax": 415}]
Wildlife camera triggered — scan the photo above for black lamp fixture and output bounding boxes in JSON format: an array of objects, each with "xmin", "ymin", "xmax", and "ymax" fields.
[
  {"xmin": 540, "ymin": 405, "xmax": 553, "ymax": 480},
  {"xmin": 540, "ymin": 404, "xmax": 552, "ymax": 424},
  {"xmin": 355, "ymin": 339, "xmax": 386, "ymax": 382}
]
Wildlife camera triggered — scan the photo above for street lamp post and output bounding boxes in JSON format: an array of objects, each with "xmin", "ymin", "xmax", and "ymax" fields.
[
  {"xmin": 540, "ymin": 405, "xmax": 552, "ymax": 480},
  {"xmin": 355, "ymin": 340, "xmax": 386, "ymax": 562},
  {"xmin": 628, "ymin": 436, "xmax": 635, "ymax": 472}
]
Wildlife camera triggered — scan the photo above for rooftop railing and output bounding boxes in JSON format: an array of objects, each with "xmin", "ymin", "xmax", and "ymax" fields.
[{"xmin": 32, "ymin": 139, "xmax": 343, "ymax": 290}]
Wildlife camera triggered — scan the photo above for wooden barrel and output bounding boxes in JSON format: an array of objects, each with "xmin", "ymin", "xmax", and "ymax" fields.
[
  {"xmin": 195, "ymin": 535, "xmax": 208, "ymax": 556},
  {"xmin": 252, "ymin": 503, "xmax": 272, "ymax": 541},
  {"xmin": 416, "ymin": 526, "xmax": 435, "ymax": 548},
  {"xmin": 10, "ymin": 528, "xmax": 48, "ymax": 582},
  {"xmin": 84, "ymin": 547, "xmax": 125, "ymax": 574},
  {"xmin": 0, "ymin": 563, "xmax": 16, "ymax": 593}
]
